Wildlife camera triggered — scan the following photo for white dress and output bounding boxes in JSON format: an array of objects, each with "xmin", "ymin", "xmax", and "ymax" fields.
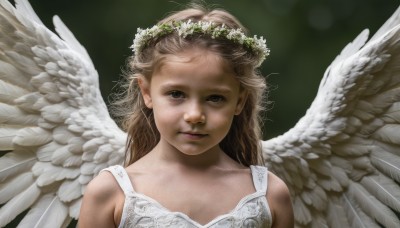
[{"xmin": 103, "ymin": 165, "xmax": 272, "ymax": 228}]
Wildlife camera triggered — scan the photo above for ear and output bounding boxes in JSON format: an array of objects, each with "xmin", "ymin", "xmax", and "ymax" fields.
[
  {"xmin": 138, "ymin": 76, "xmax": 153, "ymax": 109},
  {"xmin": 234, "ymin": 90, "xmax": 248, "ymax": 115}
]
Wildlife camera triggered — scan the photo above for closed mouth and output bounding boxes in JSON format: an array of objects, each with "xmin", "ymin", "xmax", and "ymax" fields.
[{"xmin": 181, "ymin": 132, "xmax": 208, "ymax": 138}]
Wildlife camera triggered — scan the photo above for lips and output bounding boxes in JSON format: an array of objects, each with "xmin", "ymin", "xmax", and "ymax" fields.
[{"xmin": 181, "ymin": 132, "xmax": 208, "ymax": 139}]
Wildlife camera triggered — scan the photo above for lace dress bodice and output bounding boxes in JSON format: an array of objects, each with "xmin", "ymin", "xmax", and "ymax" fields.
[{"xmin": 103, "ymin": 165, "xmax": 272, "ymax": 228}]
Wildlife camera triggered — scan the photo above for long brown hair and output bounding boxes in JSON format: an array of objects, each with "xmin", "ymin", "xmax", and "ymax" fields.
[{"xmin": 112, "ymin": 3, "xmax": 267, "ymax": 166}]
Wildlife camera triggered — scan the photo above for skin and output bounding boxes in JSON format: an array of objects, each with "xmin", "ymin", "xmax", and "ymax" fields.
[{"xmin": 78, "ymin": 48, "xmax": 294, "ymax": 227}]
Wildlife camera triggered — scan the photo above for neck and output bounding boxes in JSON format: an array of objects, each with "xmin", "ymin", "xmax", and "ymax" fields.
[{"xmin": 151, "ymin": 141, "xmax": 225, "ymax": 170}]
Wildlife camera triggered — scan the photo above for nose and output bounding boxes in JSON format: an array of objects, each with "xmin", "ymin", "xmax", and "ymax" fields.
[{"xmin": 183, "ymin": 102, "xmax": 206, "ymax": 124}]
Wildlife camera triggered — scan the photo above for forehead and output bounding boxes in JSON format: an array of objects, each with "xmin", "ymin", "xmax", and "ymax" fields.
[
  {"xmin": 156, "ymin": 47, "xmax": 231, "ymax": 70},
  {"xmin": 152, "ymin": 48, "xmax": 239, "ymax": 86}
]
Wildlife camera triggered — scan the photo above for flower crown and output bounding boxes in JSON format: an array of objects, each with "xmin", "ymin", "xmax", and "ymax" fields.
[{"xmin": 131, "ymin": 20, "xmax": 270, "ymax": 67}]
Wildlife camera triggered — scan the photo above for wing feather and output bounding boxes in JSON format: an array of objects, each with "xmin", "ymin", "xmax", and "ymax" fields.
[
  {"xmin": 342, "ymin": 194, "xmax": 380, "ymax": 228},
  {"xmin": 370, "ymin": 6, "xmax": 400, "ymax": 42},
  {"xmin": 0, "ymin": 126, "xmax": 19, "ymax": 150},
  {"xmin": 12, "ymin": 127, "xmax": 52, "ymax": 147},
  {"xmin": 360, "ymin": 175, "xmax": 400, "ymax": 211},
  {"xmin": 18, "ymin": 194, "xmax": 69, "ymax": 228},
  {"xmin": 0, "ymin": 103, "xmax": 39, "ymax": 125},
  {"xmin": 0, "ymin": 0, "xmax": 126, "ymax": 226},
  {"xmin": 0, "ymin": 172, "xmax": 33, "ymax": 204},
  {"xmin": 327, "ymin": 197, "xmax": 350, "ymax": 228},
  {"xmin": 0, "ymin": 184, "xmax": 41, "ymax": 227},
  {"xmin": 373, "ymin": 123, "xmax": 400, "ymax": 144},
  {"xmin": 264, "ymin": 5, "xmax": 400, "ymax": 227},
  {"xmin": 0, "ymin": 79, "xmax": 29, "ymax": 103},
  {"xmin": 14, "ymin": 0, "xmax": 43, "ymax": 26},
  {"xmin": 58, "ymin": 179, "xmax": 83, "ymax": 203},
  {"xmin": 53, "ymin": 16, "xmax": 92, "ymax": 67},
  {"xmin": 370, "ymin": 150, "xmax": 400, "ymax": 182},
  {"xmin": 0, "ymin": 61, "xmax": 32, "ymax": 89},
  {"xmin": 348, "ymin": 182, "xmax": 399, "ymax": 228},
  {"xmin": 0, "ymin": 151, "xmax": 35, "ymax": 181},
  {"xmin": 68, "ymin": 198, "xmax": 82, "ymax": 219}
]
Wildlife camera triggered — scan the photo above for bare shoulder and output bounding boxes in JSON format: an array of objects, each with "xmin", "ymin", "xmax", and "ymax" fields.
[
  {"xmin": 78, "ymin": 170, "xmax": 124, "ymax": 228},
  {"xmin": 266, "ymin": 171, "xmax": 294, "ymax": 228},
  {"xmin": 84, "ymin": 170, "xmax": 121, "ymax": 200},
  {"xmin": 267, "ymin": 171, "xmax": 291, "ymax": 201}
]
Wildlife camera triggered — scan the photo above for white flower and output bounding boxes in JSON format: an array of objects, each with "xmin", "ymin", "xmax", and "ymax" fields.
[
  {"xmin": 178, "ymin": 20, "xmax": 194, "ymax": 37},
  {"xmin": 132, "ymin": 20, "xmax": 270, "ymax": 66},
  {"xmin": 201, "ymin": 21, "xmax": 213, "ymax": 32}
]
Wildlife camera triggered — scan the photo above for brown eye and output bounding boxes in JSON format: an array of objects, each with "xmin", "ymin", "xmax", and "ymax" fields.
[
  {"xmin": 207, "ymin": 95, "xmax": 225, "ymax": 103},
  {"xmin": 168, "ymin": 90, "xmax": 185, "ymax": 99}
]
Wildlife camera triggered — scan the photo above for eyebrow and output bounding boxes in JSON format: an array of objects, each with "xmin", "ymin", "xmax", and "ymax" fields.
[
  {"xmin": 159, "ymin": 83, "xmax": 185, "ymax": 91},
  {"xmin": 159, "ymin": 83, "xmax": 234, "ymax": 94}
]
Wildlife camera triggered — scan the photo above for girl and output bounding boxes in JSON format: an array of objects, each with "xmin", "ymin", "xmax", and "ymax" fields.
[{"xmin": 78, "ymin": 3, "xmax": 294, "ymax": 228}]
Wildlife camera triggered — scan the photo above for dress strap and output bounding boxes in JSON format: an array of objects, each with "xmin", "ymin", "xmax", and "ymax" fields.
[
  {"xmin": 102, "ymin": 165, "xmax": 134, "ymax": 195},
  {"xmin": 250, "ymin": 165, "xmax": 268, "ymax": 193}
]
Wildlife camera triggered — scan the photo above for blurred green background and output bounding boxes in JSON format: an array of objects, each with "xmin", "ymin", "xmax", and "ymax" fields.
[
  {"xmin": 26, "ymin": 0, "xmax": 398, "ymax": 140},
  {"xmin": 3, "ymin": 0, "xmax": 400, "ymax": 226}
]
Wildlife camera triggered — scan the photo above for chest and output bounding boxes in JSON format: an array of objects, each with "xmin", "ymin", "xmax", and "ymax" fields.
[{"xmin": 130, "ymin": 170, "xmax": 256, "ymax": 225}]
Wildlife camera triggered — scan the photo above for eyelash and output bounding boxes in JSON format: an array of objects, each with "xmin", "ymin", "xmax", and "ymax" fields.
[
  {"xmin": 166, "ymin": 91, "xmax": 226, "ymax": 103},
  {"xmin": 207, "ymin": 95, "xmax": 226, "ymax": 103},
  {"xmin": 167, "ymin": 90, "xmax": 185, "ymax": 99}
]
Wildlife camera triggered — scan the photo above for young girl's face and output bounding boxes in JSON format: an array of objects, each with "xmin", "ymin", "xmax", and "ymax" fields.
[{"xmin": 139, "ymin": 48, "xmax": 247, "ymax": 157}]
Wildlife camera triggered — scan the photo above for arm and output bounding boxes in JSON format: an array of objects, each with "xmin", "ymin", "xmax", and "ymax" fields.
[
  {"xmin": 267, "ymin": 172, "xmax": 294, "ymax": 228},
  {"xmin": 78, "ymin": 172, "xmax": 122, "ymax": 228}
]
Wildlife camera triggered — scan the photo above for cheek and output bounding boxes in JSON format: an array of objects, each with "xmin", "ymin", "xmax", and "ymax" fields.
[
  {"xmin": 208, "ymin": 112, "xmax": 235, "ymax": 133},
  {"xmin": 152, "ymin": 103, "xmax": 180, "ymax": 129}
]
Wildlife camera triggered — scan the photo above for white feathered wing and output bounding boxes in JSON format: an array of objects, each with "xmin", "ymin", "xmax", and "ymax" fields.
[
  {"xmin": 263, "ymin": 5, "xmax": 400, "ymax": 228},
  {"xmin": 1, "ymin": 0, "xmax": 400, "ymax": 227},
  {"xmin": 0, "ymin": 0, "xmax": 126, "ymax": 227}
]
